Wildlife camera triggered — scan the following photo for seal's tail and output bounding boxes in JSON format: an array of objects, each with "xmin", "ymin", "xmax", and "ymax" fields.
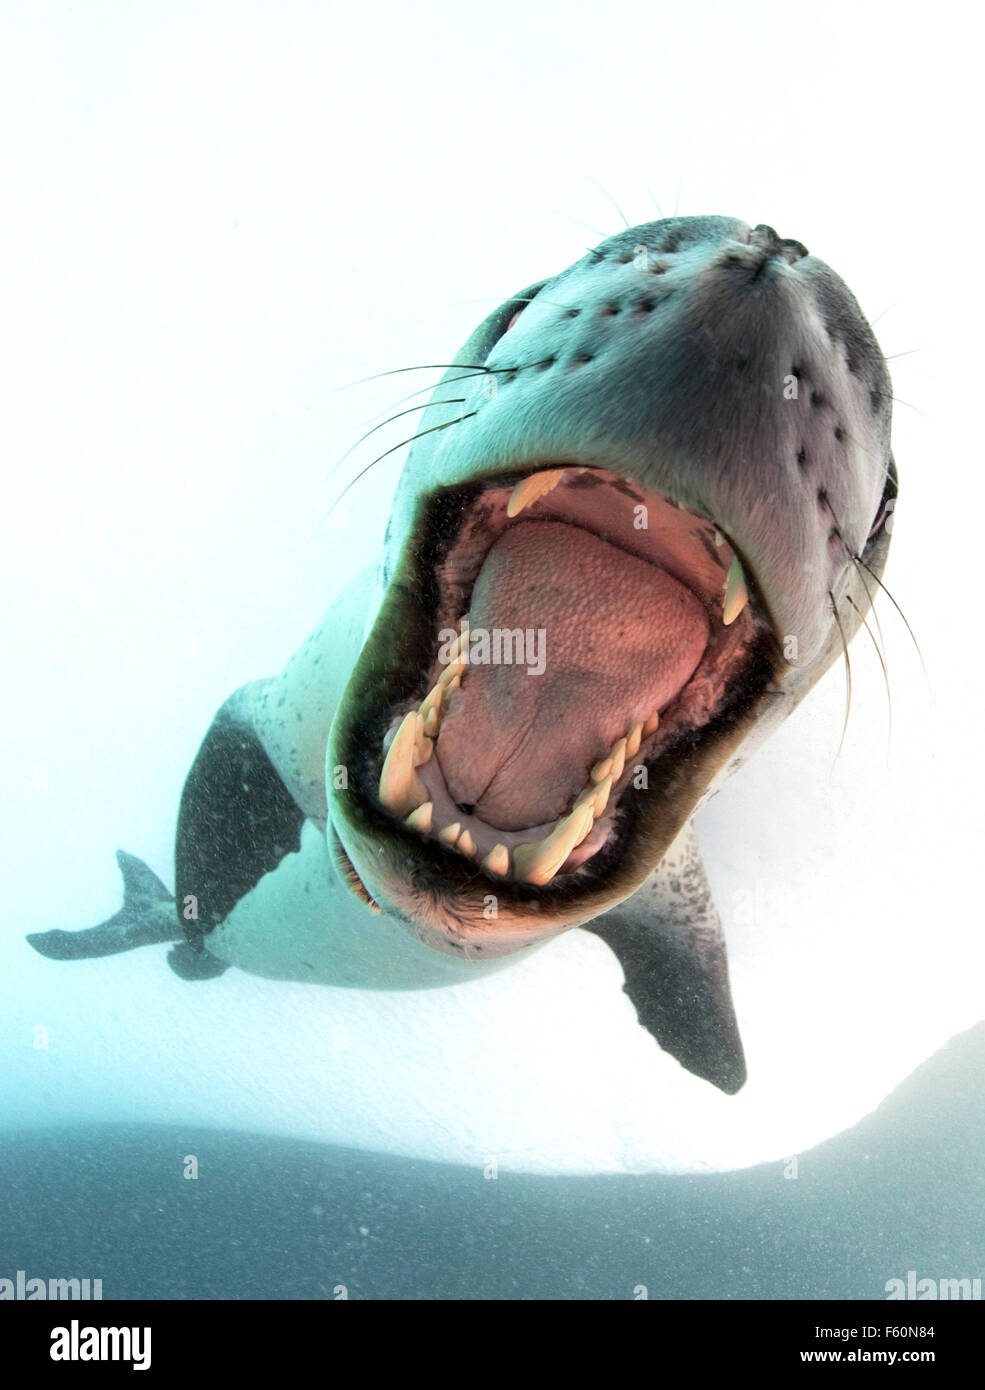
[{"xmin": 27, "ymin": 850, "xmax": 182, "ymax": 960}]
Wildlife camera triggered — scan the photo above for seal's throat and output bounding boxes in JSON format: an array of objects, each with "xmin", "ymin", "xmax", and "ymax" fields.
[{"xmin": 332, "ymin": 464, "xmax": 781, "ymax": 939}]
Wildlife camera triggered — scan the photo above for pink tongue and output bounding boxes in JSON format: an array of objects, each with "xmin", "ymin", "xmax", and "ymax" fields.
[{"xmin": 436, "ymin": 520, "xmax": 709, "ymax": 830}]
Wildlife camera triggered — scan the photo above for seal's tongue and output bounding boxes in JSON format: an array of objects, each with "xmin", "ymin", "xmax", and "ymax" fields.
[{"xmin": 436, "ymin": 520, "xmax": 710, "ymax": 830}]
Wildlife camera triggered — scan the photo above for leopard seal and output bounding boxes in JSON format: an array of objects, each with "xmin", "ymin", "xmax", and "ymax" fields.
[{"xmin": 28, "ymin": 215, "xmax": 896, "ymax": 1098}]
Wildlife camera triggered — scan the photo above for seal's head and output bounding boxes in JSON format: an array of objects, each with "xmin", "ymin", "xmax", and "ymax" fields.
[{"xmin": 328, "ymin": 216, "xmax": 895, "ymax": 956}]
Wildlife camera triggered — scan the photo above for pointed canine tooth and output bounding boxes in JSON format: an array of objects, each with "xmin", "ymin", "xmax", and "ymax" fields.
[
  {"xmin": 438, "ymin": 654, "xmax": 466, "ymax": 688},
  {"xmin": 457, "ymin": 829, "xmax": 477, "ymax": 858},
  {"xmin": 506, "ymin": 468, "xmax": 566, "ymax": 518},
  {"xmin": 513, "ymin": 803, "xmax": 595, "ymax": 886},
  {"xmin": 379, "ymin": 712, "xmax": 429, "ymax": 817},
  {"xmin": 482, "ymin": 843, "xmax": 510, "ymax": 876},
  {"xmin": 589, "ymin": 772, "xmax": 613, "ymax": 818},
  {"xmin": 438, "ymin": 822, "xmax": 462, "ymax": 847},
  {"xmin": 413, "ymin": 735, "xmax": 433, "ymax": 766},
  {"xmin": 642, "ymin": 710, "xmax": 661, "ymax": 736},
  {"xmin": 625, "ymin": 721, "xmax": 643, "ymax": 758},
  {"xmin": 405, "ymin": 801, "xmax": 433, "ymax": 833},
  {"xmin": 608, "ymin": 736, "xmax": 627, "ymax": 783},
  {"xmin": 590, "ymin": 755, "xmax": 613, "ymax": 784},
  {"xmin": 723, "ymin": 554, "xmax": 749, "ymax": 626},
  {"xmin": 419, "ymin": 681, "xmax": 444, "ymax": 729},
  {"xmin": 575, "ymin": 771, "xmax": 613, "ymax": 818}
]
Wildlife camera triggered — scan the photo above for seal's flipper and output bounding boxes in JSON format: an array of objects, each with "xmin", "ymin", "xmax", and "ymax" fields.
[
  {"xmin": 27, "ymin": 849, "xmax": 180, "ymax": 960},
  {"xmin": 582, "ymin": 824, "xmax": 746, "ymax": 1094},
  {"xmin": 166, "ymin": 942, "xmax": 230, "ymax": 980},
  {"xmin": 175, "ymin": 684, "xmax": 307, "ymax": 954}
]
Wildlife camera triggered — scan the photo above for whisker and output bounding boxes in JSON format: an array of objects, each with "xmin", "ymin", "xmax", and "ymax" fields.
[
  {"xmin": 829, "ymin": 592, "xmax": 853, "ymax": 760},
  {"xmin": 884, "ymin": 348, "xmax": 925, "ymax": 361},
  {"xmin": 849, "ymin": 553, "xmax": 889, "ymax": 669},
  {"xmin": 325, "ymin": 399, "xmax": 466, "ymax": 485},
  {"xmin": 446, "ymin": 296, "xmax": 573, "ymax": 313},
  {"xmin": 853, "ymin": 555, "xmax": 931, "ymax": 694},
  {"xmin": 547, "ymin": 208, "xmax": 611, "ymax": 239},
  {"xmin": 644, "ymin": 185, "xmax": 665, "ymax": 219},
  {"xmin": 888, "ymin": 394, "xmax": 924, "ymax": 416},
  {"xmin": 587, "ymin": 178, "xmax": 630, "ymax": 229},
  {"xmin": 312, "ymin": 413, "xmax": 477, "ymax": 537},
  {"xmin": 869, "ymin": 302, "xmax": 901, "ymax": 328},
  {"xmin": 328, "ymin": 363, "xmax": 496, "ymax": 394},
  {"xmin": 846, "ymin": 593, "xmax": 892, "ymax": 761}
]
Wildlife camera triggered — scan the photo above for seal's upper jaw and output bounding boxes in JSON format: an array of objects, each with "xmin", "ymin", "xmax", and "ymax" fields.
[{"xmin": 328, "ymin": 464, "xmax": 784, "ymax": 954}]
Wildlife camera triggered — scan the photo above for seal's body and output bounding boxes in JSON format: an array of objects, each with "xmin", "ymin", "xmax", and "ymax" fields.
[{"xmin": 29, "ymin": 216, "xmax": 895, "ymax": 1096}]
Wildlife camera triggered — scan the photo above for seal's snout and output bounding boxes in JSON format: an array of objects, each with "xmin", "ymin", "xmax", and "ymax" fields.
[{"xmin": 716, "ymin": 224, "xmax": 810, "ymax": 284}]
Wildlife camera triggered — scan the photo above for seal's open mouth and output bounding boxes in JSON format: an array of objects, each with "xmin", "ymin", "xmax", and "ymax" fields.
[
  {"xmin": 331, "ymin": 462, "xmax": 782, "ymax": 942},
  {"xmin": 381, "ymin": 465, "xmax": 772, "ymax": 878}
]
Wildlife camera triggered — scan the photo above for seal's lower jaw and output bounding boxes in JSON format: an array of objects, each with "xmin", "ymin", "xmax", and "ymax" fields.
[{"xmin": 330, "ymin": 465, "xmax": 782, "ymax": 955}]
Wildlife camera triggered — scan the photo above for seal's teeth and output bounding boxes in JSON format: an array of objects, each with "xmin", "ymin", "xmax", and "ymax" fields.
[
  {"xmin": 413, "ymin": 734, "xmax": 433, "ymax": 766},
  {"xmin": 457, "ymin": 829, "xmax": 477, "ymax": 858},
  {"xmin": 419, "ymin": 682, "xmax": 444, "ymax": 735},
  {"xmin": 590, "ymin": 755, "xmax": 613, "ymax": 784},
  {"xmin": 589, "ymin": 771, "xmax": 614, "ymax": 818},
  {"xmin": 438, "ymin": 654, "xmax": 466, "ymax": 690},
  {"xmin": 642, "ymin": 710, "xmax": 661, "ymax": 736},
  {"xmin": 438, "ymin": 821, "xmax": 462, "ymax": 847},
  {"xmin": 482, "ymin": 843, "xmax": 510, "ymax": 876},
  {"xmin": 625, "ymin": 721, "xmax": 643, "ymax": 758},
  {"xmin": 405, "ymin": 801, "xmax": 433, "ymax": 833},
  {"xmin": 575, "ymin": 771, "xmax": 613, "ymax": 819},
  {"xmin": 506, "ymin": 468, "xmax": 566, "ymax": 518},
  {"xmin": 608, "ymin": 736, "xmax": 628, "ymax": 784},
  {"xmin": 513, "ymin": 803, "xmax": 595, "ymax": 886},
  {"xmin": 723, "ymin": 554, "xmax": 749, "ymax": 626},
  {"xmin": 379, "ymin": 712, "xmax": 429, "ymax": 817}
]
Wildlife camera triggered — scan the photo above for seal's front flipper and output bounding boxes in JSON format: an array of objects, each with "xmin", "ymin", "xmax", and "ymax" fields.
[
  {"xmin": 27, "ymin": 850, "xmax": 181, "ymax": 960},
  {"xmin": 582, "ymin": 824, "xmax": 746, "ymax": 1095},
  {"xmin": 166, "ymin": 942, "xmax": 230, "ymax": 980}
]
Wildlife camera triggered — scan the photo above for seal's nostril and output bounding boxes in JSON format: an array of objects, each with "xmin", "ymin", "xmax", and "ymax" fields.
[{"xmin": 749, "ymin": 224, "xmax": 809, "ymax": 265}]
